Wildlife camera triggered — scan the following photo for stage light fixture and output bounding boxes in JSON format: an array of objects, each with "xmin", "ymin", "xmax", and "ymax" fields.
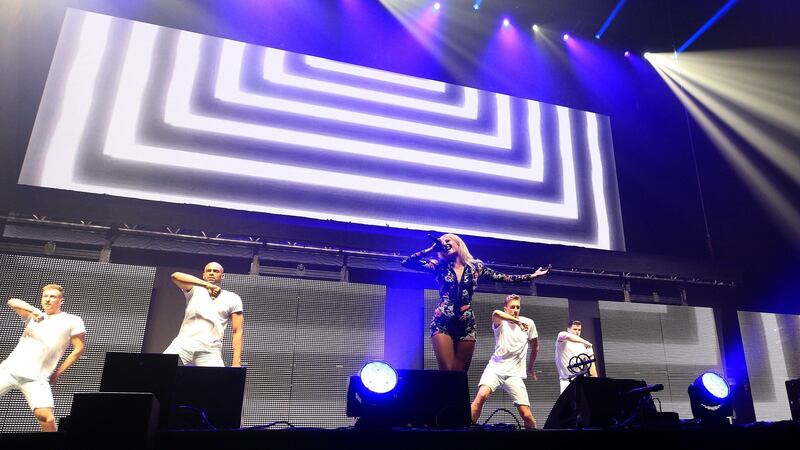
[
  {"xmin": 624, "ymin": 51, "xmax": 630, "ymax": 57},
  {"xmin": 503, "ymin": 18, "xmax": 510, "ymax": 27},
  {"xmin": 688, "ymin": 371, "xmax": 733, "ymax": 425},
  {"xmin": 473, "ymin": 2, "xmax": 480, "ymax": 11},
  {"xmin": 562, "ymin": 33, "xmax": 570, "ymax": 41},
  {"xmin": 359, "ymin": 361, "xmax": 398, "ymax": 394},
  {"xmin": 595, "ymin": 0, "xmax": 627, "ymax": 41},
  {"xmin": 532, "ymin": 24, "xmax": 539, "ymax": 32},
  {"xmin": 346, "ymin": 368, "xmax": 471, "ymax": 428},
  {"xmin": 677, "ymin": 0, "xmax": 739, "ymax": 53},
  {"xmin": 433, "ymin": 2, "xmax": 440, "ymax": 11}
]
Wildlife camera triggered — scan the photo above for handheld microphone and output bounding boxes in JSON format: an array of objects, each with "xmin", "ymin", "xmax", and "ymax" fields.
[{"xmin": 427, "ymin": 234, "xmax": 446, "ymax": 251}]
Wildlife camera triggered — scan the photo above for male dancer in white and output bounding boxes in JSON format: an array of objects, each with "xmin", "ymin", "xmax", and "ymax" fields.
[
  {"xmin": 470, "ymin": 294, "xmax": 540, "ymax": 429},
  {"xmin": 555, "ymin": 320, "xmax": 597, "ymax": 393},
  {"xmin": 1, "ymin": 284, "xmax": 86, "ymax": 431},
  {"xmin": 165, "ymin": 262, "xmax": 243, "ymax": 367}
]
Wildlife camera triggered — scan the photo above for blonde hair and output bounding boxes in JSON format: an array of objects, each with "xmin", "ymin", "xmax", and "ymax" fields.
[
  {"xmin": 438, "ymin": 233, "xmax": 476, "ymax": 269},
  {"xmin": 42, "ymin": 284, "xmax": 64, "ymax": 297},
  {"xmin": 504, "ymin": 294, "xmax": 521, "ymax": 306}
]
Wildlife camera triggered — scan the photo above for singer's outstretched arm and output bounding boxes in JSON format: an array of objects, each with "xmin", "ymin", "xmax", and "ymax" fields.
[{"xmin": 400, "ymin": 244, "xmax": 439, "ymax": 273}]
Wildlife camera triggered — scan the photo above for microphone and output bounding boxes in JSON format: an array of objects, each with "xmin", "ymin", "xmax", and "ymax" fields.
[
  {"xmin": 427, "ymin": 234, "xmax": 446, "ymax": 251},
  {"xmin": 626, "ymin": 384, "xmax": 664, "ymax": 397}
]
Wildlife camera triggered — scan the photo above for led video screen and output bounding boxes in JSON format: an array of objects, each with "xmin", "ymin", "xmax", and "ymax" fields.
[
  {"xmin": 738, "ymin": 311, "xmax": 800, "ymax": 421},
  {"xmin": 0, "ymin": 254, "xmax": 154, "ymax": 432},
  {"xmin": 20, "ymin": 9, "xmax": 624, "ymax": 250},
  {"xmin": 598, "ymin": 301, "xmax": 724, "ymax": 419}
]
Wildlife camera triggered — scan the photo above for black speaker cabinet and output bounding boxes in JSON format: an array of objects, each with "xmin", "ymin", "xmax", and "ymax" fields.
[
  {"xmin": 68, "ymin": 392, "xmax": 159, "ymax": 449},
  {"xmin": 100, "ymin": 352, "xmax": 179, "ymax": 430},
  {"xmin": 544, "ymin": 377, "xmax": 649, "ymax": 429},
  {"xmin": 99, "ymin": 353, "xmax": 247, "ymax": 430},
  {"xmin": 347, "ymin": 369, "xmax": 471, "ymax": 428},
  {"xmin": 170, "ymin": 365, "xmax": 247, "ymax": 429},
  {"xmin": 787, "ymin": 378, "xmax": 800, "ymax": 421}
]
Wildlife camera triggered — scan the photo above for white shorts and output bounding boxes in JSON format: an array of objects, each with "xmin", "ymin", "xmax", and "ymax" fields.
[
  {"xmin": 478, "ymin": 367, "xmax": 530, "ymax": 406},
  {"xmin": 0, "ymin": 367, "xmax": 55, "ymax": 410},
  {"xmin": 164, "ymin": 340, "xmax": 224, "ymax": 367}
]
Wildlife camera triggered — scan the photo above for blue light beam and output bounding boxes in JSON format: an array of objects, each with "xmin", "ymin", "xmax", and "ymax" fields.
[
  {"xmin": 595, "ymin": 0, "xmax": 627, "ymax": 40},
  {"xmin": 677, "ymin": 0, "xmax": 739, "ymax": 53}
]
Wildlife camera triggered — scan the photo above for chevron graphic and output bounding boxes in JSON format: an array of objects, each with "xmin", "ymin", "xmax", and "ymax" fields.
[{"xmin": 20, "ymin": 9, "xmax": 625, "ymax": 250}]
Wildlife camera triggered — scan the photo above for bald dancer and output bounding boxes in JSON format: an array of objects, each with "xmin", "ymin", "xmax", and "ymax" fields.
[{"xmin": 165, "ymin": 262, "xmax": 243, "ymax": 367}]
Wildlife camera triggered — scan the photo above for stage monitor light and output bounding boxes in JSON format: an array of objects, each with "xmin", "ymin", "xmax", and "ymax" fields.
[
  {"xmin": 346, "ymin": 369, "xmax": 471, "ymax": 428},
  {"xmin": 701, "ymin": 372, "xmax": 730, "ymax": 400},
  {"xmin": 359, "ymin": 361, "xmax": 398, "ymax": 394},
  {"xmin": 688, "ymin": 371, "xmax": 733, "ymax": 424}
]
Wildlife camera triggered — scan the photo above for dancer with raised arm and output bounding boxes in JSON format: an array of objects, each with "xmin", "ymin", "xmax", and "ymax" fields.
[
  {"xmin": 165, "ymin": 262, "xmax": 244, "ymax": 367},
  {"xmin": 555, "ymin": 320, "xmax": 597, "ymax": 393},
  {"xmin": 1, "ymin": 284, "xmax": 86, "ymax": 431},
  {"xmin": 471, "ymin": 294, "xmax": 540, "ymax": 429}
]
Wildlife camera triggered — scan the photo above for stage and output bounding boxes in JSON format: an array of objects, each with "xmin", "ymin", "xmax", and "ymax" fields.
[
  {"xmin": 1, "ymin": 0, "xmax": 800, "ymax": 444},
  {"xmin": 1, "ymin": 421, "xmax": 798, "ymax": 450}
]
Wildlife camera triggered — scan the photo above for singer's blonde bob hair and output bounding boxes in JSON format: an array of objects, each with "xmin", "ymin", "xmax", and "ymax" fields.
[{"xmin": 437, "ymin": 233, "xmax": 477, "ymax": 269}]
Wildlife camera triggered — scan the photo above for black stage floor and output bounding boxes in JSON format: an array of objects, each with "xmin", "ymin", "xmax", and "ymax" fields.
[{"xmin": 2, "ymin": 422, "xmax": 798, "ymax": 450}]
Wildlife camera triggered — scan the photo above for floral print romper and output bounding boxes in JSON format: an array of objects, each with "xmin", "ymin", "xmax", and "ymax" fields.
[{"xmin": 402, "ymin": 249, "xmax": 535, "ymax": 342}]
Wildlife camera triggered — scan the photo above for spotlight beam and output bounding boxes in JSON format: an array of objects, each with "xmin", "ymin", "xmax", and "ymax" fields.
[
  {"xmin": 649, "ymin": 58, "xmax": 800, "ymax": 246},
  {"xmin": 655, "ymin": 56, "xmax": 800, "ymax": 186},
  {"xmin": 677, "ymin": 0, "xmax": 739, "ymax": 53},
  {"xmin": 595, "ymin": 0, "xmax": 627, "ymax": 39},
  {"xmin": 658, "ymin": 51, "xmax": 800, "ymax": 138}
]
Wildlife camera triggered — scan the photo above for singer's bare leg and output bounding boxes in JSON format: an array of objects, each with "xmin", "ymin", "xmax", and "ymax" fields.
[
  {"xmin": 432, "ymin": 334, "xmax": 475, "ymax": 371},
  {"xmin": 432, "ymin": 333, "xmax": 456, "ymax": 370},
  {"xmin": 454, "ymin": 339, "xmax": 475, "ymax": 371}
]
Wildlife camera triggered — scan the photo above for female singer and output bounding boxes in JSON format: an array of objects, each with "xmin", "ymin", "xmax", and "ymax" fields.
[{"xmin": 402, "ymin": 234, "xmax": 550, "ymax": 371}]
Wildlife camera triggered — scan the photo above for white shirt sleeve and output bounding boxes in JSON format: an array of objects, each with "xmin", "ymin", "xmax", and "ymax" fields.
[
  {"xmin": 71, "ymin": 315, "xmax": 87, "ymax": 337},
  {"xmin": 527, "ymin": 318, "xmax": 538, "ymax": 340},
  {"xmin": 184, "ymin": 285, "xmax": 198, "ymax": 300},
  {"xmin": 230, "ymin": 293, "xmax": 243, "ymax": 314}
]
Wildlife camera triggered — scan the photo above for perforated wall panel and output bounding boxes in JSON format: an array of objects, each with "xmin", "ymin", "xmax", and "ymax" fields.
[{"xmin": 0, "ymin": 254, "xmax": 154, "ymax": 432}]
